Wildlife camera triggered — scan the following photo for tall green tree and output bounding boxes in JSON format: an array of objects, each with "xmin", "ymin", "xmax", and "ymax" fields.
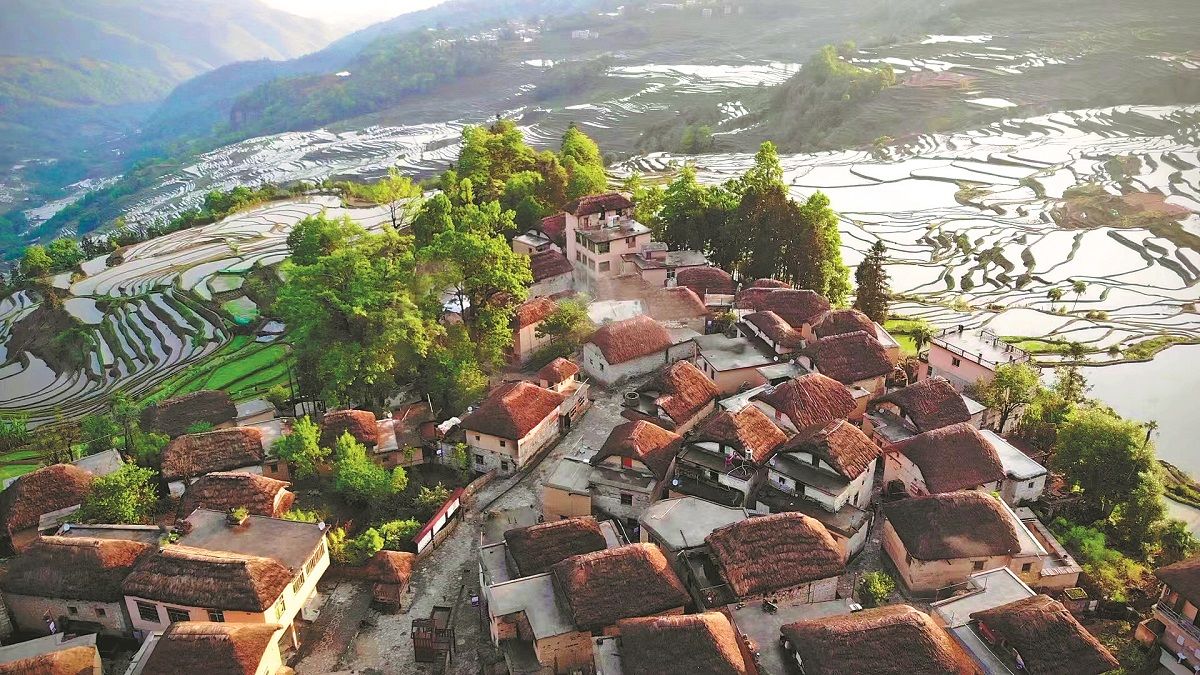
[
  {"xmin": 271, "ymin": 416, "xmax": 328, "ymax": 479},
  {"xmin": 19, "ymin": 245, "xmax": 53, "ymax": 279},
  {"xmin": 368, "ymin": 168, "xmax": 421, "ymax": 228},
  {"xmin": 561, "ymin": 124, "xmax": 608, "ymax": 199},
  {"xmin": 45, "ymin": 238, "xmax": 85, "ymax": 271},
  {"xmin": 1107, "ymin": 469, "xmax": 1166, "ymax": 556},
  {"xmin": 410, "ymin": 193, "xmax": 455, "ymax": 249},
  {"xmin": 1052, "ymin": 406, "xmax": 1158, "ymax": 520},
  {"xmin": 854, "ymin": 240, "xmax": 890, "ymax": 323},
  {"xmin": 972, "ymin": 362, "xmax": 1042, "ymax": 433},
  {"xmin": 332, "ymin": 431, "xmax": 395, "ymax": 505},
  {"xmin": 622, "ymin": 172, "xmax": 664, "ymax": 231},
  {"xmin": 276, "ymin": 227, "xmax": 433, "ymax": 407},
  {"xmin": 286, "ymin": 212, "xmax": 362, "ymax": 266}
]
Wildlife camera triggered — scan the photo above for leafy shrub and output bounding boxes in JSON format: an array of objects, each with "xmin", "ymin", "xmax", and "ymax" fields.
[
  {"xmin": 185, "ymin": 421, "xmax": 214, "ymax": 434},
  {"xmin": 76, "ymin": 464, "xmax": 158, "ymax": 524},
  {"xmin": 282, "ymin": 508, "xmax": 323, "ymax": 523},
  {"xmin": 858, "ymin": 571, "xmax": 895, "ymax": 607},
  {"xmin": 378, "ymin": 519, "xmax": 422, "ymax": 550},
  {"xmin": 327, "ymin": 527, "xmax": 384, "ymax": 565}
]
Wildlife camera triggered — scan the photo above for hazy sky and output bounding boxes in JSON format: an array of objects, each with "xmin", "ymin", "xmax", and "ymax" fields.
[{"xmin": 261, "ymin": 0, "xmax": 448, "ymax": 31}]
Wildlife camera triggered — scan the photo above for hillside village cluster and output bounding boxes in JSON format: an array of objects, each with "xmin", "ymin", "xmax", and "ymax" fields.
[{"xmin": 0, "ymin": 191, "xmax": 1192, "ymax": 675}]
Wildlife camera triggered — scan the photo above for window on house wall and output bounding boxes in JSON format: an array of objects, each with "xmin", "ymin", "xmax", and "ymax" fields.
[
  {"xmin": 575, "ymin": 251, "xmax": 582, "ymax": 262},
  {"xmin": 475, "ymin": 454, "xmax": 484, "ymax": 465},
  {"xmin": 475, "ymin": 435, "xmax": 481, "ymax": 442},
  {"xmin": 95, "ymin": 607, "xmax": 106, "ymax": 617},
  {"xmin": 499, "ymin": 439, "xmax": 507, "ymax": 448},
  {"xmin": 274, "ymin": 598, "xmax": 286, "ymax": 621},
  {"xmin": 166, "ymin": 607, "xmax": 190, "ymax": 623},
  {"xmin": 951, "ymin": 357, "xmax": 962, "ymax": 367},
  {"xmin": 626, "ymin": 236, "xmax": 636, "ymax": 248},
  {"xmin": 136, "ymin": 602, "xmax": 160, "ymax": 623},
  {"xmin": 599, "ymin": 261, "xmax": 610, "ymax": 272},
  {"xmin": 620, "ymin": 493, "xmax": 634, "ymax": 506},
  {"xmin": 598, "ymin": 242, "xmax": 610, "ymax": 254},
  {"xmin": 67, "ymin": 606, "xmax": 78, "ymax": 615},
  {"xmin": 1021, "ymin": 562, "xmax": 1033, "ymax": 573},
  {"xmin": 501, "ymin": 461, "xmax": 509, "ymax": 472},
  {"xmin": 972, "ymin": 560, "xmax": 985, "ymax": 571},
  {"xmin": 208, "ymin": 610, "xmax": 225, "ymax": 622},
  {"xmin": 1027, "ymin": 481, "xmax": 1035, "ymax": 488},
  {"xmin": 292, "ymin": 575, "xmax": 303, "ymax": 594}
]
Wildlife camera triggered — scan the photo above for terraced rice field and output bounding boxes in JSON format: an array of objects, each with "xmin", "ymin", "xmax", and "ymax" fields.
[{"xmin": 0, "ymin": 197, "xmax": 393, "ymax": 426}]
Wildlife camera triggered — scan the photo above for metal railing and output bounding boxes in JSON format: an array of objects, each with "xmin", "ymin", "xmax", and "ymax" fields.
[
  {"xmin": 931, "ymin": 327, "xmax": 1031, "ymax": 368},
  {"xmin": 1157, "ymin": 601, "xmax": 1200, "ymax": 644}
]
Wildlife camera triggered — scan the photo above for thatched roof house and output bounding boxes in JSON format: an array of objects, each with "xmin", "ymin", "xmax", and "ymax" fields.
[
  {"xmin": 319, "ymin": 409, "xmax": 378, "ymax": 448},
  {"xmin": 0, "ymin": 642, "xmax": 100, "ymax": 674},
  {"xmin": 893, "ymin": 422, "xmax": 1005, "ymax": 493},
  {"xmin": 646, "ymin": 287, "xmax": 709, "ymax": 324},
  {"xmin": 564, "ymin": 192, "xmax": 634, "ymax": 216},
  {"xmin": 504, "ymin": 516, "xmax": 608, "ymax": 577},
  {"xmin": 675, "ymin": 266, "xmax": 734, "ymax": 298},
  {"xmin": 179, "ymin": 473, "xmax": 294, "ymax": 518},
  {"xmin": 971, "ymin": 594, "xmax": 1118, "ymax": 675},
  {"xmin": 743, "ymin": 311, "xmax": 804, "ymax": 349},
  {"xmin": 1155, "ymin": 555, "xmax": 1200, "ymax": 606},
  {"xmin": 809, "ymin": 331, "xmax": 893, "ymax": 385},
  {"xmin": 749, "ymin": 279, "xmax": 790, "ymax": 289},
  {"xmin": 781, "ymin": 604, "xmax": 975, "ymax": 675},
  {"xmin": 140, "ymin": 390, "xmax": 236, "ymax": 438},
  {"xmin": 529, "ymin": 249, "xmax": 573, "ymax": 282},
  {"xmin": 813, "ymin": 308, "xmax": 875, "ymax": 339},
  {"xmin": 884, "ymin": 491, "xmax": 1021, "ymax": 560},
  {"xmin": 551, "ymin": 543, "xmax": 690, "ymax": 631},
  {"xmin": 775, "ymin": 420, "xmax": 882, "ymax": 480},
  {"xmin": 363, "ymin": 550, "xmax": 415, "ymax": 586},
  {"xmin": 693, "ymin": 406, "xmax": 787, "ymax": 465},
  {"xmin": 754, "ymin": 289, "xmax": 831, "ymax": 329},
  {"xmin": 705, "ymin": 512, "xmax": 844, "ymax": 599},
  {"xmin": 460, "ymin": 382, "xmax": 566, "ymax": 441},
  {"xmin": 538, "ymin": 358, "xmax": 579, "ymax": 388},
  {"xmin": 875, "ymin": 377, "xmax": 971, "ymax": 433},
  {"xmin": 122, "ymin": 545, "xmax": 293, "ymax": 612},
  {"xmin": 0, "ymin": 463, "xmax": 94, "ymax": 539},
  {"xmin": 617, "ymin": 612, "xmax": 747, "ymax": 675},
  {"xmin": 592, "ymin": 421, "xmax": 682, "ymax": 482},
  {"xmin": 589, "ymin": 315, "xmax": 673, "ymax": 364},
  {"xmin": 161, "ymin": 428, "xmax": 264, "ymax": 482},
  {"xmin": 645, "ymin": 361, "xmax": 719, "ymax": 427},
  {"xmin": 513, "ymin": 297, "xmax": 558, "ymax": 330},
  {"xmin": 752, "ymin": 373, "xmax": 854, "ymax": 434},
  {"xmin": 138, "ymin": 622, "xmax": 283, "ymax": 675},
  {"xmin": 3, "ymin": 536, "xmax": 153, "ymax": 603}
]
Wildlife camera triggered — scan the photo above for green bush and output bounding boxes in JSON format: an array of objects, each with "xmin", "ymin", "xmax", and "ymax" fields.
[
  {"xmin": 858, "ymin": 571, "xmax": 895, "ymax": 607},
  {"xmin": 185, "ymin": 421, "xmax": 214, "ymax": 434},
  {"xmin": 327, "ymin": 526, "xmax": 384, "ymax": 565},
  {"xmin": 281, "ymin": 508, "xmax": 323, "ymax": 523},
  {"xmin": 378, "ymin": 519, "xmax": 422, "ymax": 550}
]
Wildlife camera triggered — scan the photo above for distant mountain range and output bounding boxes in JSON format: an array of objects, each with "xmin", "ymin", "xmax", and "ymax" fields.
[{"xmin": 0, "ymin": 0, "xmax": 339, "ymax": 164}]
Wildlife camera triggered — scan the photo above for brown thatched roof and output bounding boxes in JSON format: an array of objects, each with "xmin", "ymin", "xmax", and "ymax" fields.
[
  {"xmin": 694, "ymin": 406, "xmax": 787, "ymax": 465},
  {"xmin": 319, "ymin": 409, "xmax": 378, "ymax": 448},
  {"xmin": 757, "ymin": 289, "xmax": 831, "ymax": 328},
  {"xmin": 1156, "ymin": 556, "xmax": 1200, "ymax": 606},
  {"xmin": 364, "ymin": 550, "xmax": 415, "ymax": 585},
  {"xmin": 894, "ymin": 422, "xmax": 1005, "ymax": 493},
  {"xmin": 743, "ymin": 311, "xmax": 804, "ymax": 348},
  {"xmin": 778, "ymin": 420, "xmax": 882, "ymax": 480},
  {"xmin": 460, "ymin": 382, "xmax": 565, "ymax": 440},
  {"xmin": 529, "ymin": 250, "xmax": 572, "ymax": 282},
  {"xmin": 161, "ymin": 428, "xmax": 264, "ymax": 482},
  {"xmin": 876, "ymin": 377, "xmax": 971, "ymax": 432},
  {"xmin": 752, "ymin": 373, "xmax": 854, "ymax": 434},
  {"xmin": 180, "ymin": 473, "xmax": 294, "ymax": 518},
  {"xmin": 0, "ymin": 464, "xmax": 94, "ymax": 536},
  {"xmin": 810, "ymin": 331, "xmax": 893, "ymax": 384},
  {"xmin": 705, "ymin": 512, "xmax": 843, "ymax": 598},
  {"xmin": 592, "ymin": 421, "xmax": 682, "ymax": 482},
  {"xmin": 504, "ymin": 516, "xmax": 608, "ymax": 577},
  {"xmin": 781, "ymin": 604, "xmax": 975, "ymax": 675},
  {"xmin": 513, "ymin": 296, "xmax": 557, "ymax": 329},
  {"xmin": 649, "ymin": 361, "xmax": 719, "ymax": 425},
  {"xmin": 884, "ymin": 491, "xmax": 1021, "ymax": 561},
  {"xmin": 3, "ymin": 536, "xmax": 153, "ymax": 602},
  {"xmin": 551, "ymin": 543, "xmax": 690, "ymax": 631},
  {"xmin": 618, "ymin": 612, "xmax": 747, "ymax": 675},
  {"xmin": 140, "ymin": 390, "xmax": 236, "ymax": 438},
  {"xmin": 564, "ymin": 192, "xmax": 634, "ymax": 216},
  {"xmin": 140, "ymin": 622, "xmax": 282, "ymax": 675},
  {"xmin": 647, "ymin": 287, "xmax": 709, "ymax": 321},
  {"xmin": 541, "ymin": 213, "xmax": 566, "ymax": 244},
  {"xmin": 676, "ymin": 267, "xmax": 734, "ymax": 297},
  {"xmin": 122, "ymin": 545, "xmax": 293, "ymax": 612},
  {"xmin": 589, "ymin": 315, "xmax": 673, "ymax": 364},
  {"xmin": 971, "ymin": 594, "xmax": 1119, "ymax": 675},
  {"xmin": 813, "ymin": 308, "xmax": 875, "ymax": 339},
  {"xmin": 0, "ymin": 644, "xmax": 99, "ymax": 675},
  {"xmin": 538, "ymin": 357, "xmax": 579, "ymax": 386}
]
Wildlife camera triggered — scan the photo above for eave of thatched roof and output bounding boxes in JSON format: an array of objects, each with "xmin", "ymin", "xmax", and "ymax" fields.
[
  {"xmin": 705, "ymin": 512, "xmax": 844, "ymax": 598},
  {"xmin": 2, "ymin": 535, "xmax": 154, "ymax": 602},
  {"xmin": 122, "ymin": 545, "xmax": 292, "ymax": 612},
  {"xmin": 504, "ymin": 516, "xmax": 608, "ymax": 577},
  {"xmin": 971, "ymin": 594, "xmax": 1119, "ymax": 675},
  {"xmin": 618, "ymin": 612, "xmax": 747, "ymax": 675}
]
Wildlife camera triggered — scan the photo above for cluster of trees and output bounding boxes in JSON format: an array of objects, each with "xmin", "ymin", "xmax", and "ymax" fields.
[
  {"xmin": 642, "ymin": 142, "xmax": 851, "ymax": 303},
  {"xmin": 15, "ymin": 238, "xmax": 85, "ymax": 281},
  {"xmin": 764, "ymin": 43, "xmax": 898, "ymax": 151},
  {"xmin": 277, "ymin": 122, "xmax": 608, "ymax": 412},
  {"xmin": 973, "ymin": 362, "xmax": 1197, "ymax": 598}
]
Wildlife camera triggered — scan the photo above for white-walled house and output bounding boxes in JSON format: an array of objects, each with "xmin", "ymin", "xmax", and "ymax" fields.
[
  {"xmin": 460, "ymin": 382, "xmax": 566, "ymax": 475},
  {"xmin": 587, "ymin": 421, "xmax": 682, "ymax": 532},
  {"xmin": 749, "ymin": 373, "xmax": 856, "ymax": 433},
  {"xmin": 583, "ymin": 315, "xmax": 693, "ymax": 385}
]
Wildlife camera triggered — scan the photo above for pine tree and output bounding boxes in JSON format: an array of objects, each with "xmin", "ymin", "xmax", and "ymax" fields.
[{"xmin": 854, "ymin": 240, "xmax": 890, "ymax": 323}]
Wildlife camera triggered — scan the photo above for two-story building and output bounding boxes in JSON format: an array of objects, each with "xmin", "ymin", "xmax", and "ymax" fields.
[
  {"xmin": 121, "ymin": 509, "xmax": 328, "ymax": 652},
  {"xmin": 756, "ymin": 420, "xmax": 882, "ymax": 557},
  {"xmin": 922, "ymin": 326, "xmax": 1031, "ymax": 394},
  {"xmin": 801, "ymin": 330, "xmax": 894, "ymax": 401},
  {"xmin": 749, "ymin": 373, "xmax": 856, "ymax": 433},
  {"xmin": 460, "ymin": 382, "xmax": 567, "ymax": 475},
  {"xmin": 561, "ymin": 193, "xmax": 651, "ymax": 290},
  {"xmin": 160, "ymin": 427, "xmax": 267, "ymax": 497},
  {"xmin": 1139, "ymin": 556, "xmax": 1200, "ymax": 674},
  {"xmin": 870, "ymin": 376, "xmax": 977, "ymax": 446},
  {"xmin": 620, "ymin": 360, "xmax": 719, "ymax": 434},
  {"xmin": 593, "ymin": 612, "xmax": 747, "ymax": 675},
  {"xmin": 691, "ymin": 334, "xmax": 777, "ymax": 396},
  {"xmin": 511, "ymin": 297, "xmax": 558, "ymax": 364},
  {"xmin": 673, "ymin": 406, "xmax": 788, "ymax": 507},
  {"xmin": 734, "ymin": 288, "xmax": 831, "ymax": 342},
  {"xmin": 587, "ymin": 421, "xmax": 682, "ymax": 532}
]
